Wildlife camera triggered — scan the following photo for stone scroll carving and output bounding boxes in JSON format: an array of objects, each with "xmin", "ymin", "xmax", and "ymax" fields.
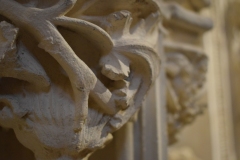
[
  {"xmin": 0, "ymin": 0, "xmax": 161, "ymax": 159},
  {"xmin": 159, "ymin": 0, "xmax": 213, "ymax": 144}
]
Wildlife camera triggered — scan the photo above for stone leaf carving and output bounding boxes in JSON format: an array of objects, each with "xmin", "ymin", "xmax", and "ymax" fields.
[
  {"xmin": 0, "ymin": 21, "xmax": 51, "ymax": 89},
  {"xmin": 166, "ymin": 51, "xmax": 208, "ymax": 144},
  {"xmin": 0, "ymin": 0, "xmax": 161, "ymax": 159},
  {"xmin": 158, "ymin": 0, "xmax": 212, "ymax": 144}
]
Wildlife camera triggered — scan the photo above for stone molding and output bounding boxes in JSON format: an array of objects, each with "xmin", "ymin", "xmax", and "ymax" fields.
[{"xmin": 204, "ymin": 0, "xmax": 238, "ymax": 160}]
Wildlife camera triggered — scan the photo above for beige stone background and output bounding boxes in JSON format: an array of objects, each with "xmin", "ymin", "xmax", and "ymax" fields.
[{"xmin": 168, "ymin": 109, "xmax": 212, "ymax": 160}]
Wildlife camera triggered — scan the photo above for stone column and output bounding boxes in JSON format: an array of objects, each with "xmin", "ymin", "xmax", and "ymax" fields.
[
  {"xmin": 226, "ymin": 1, "xmax": 240, "ymax": 159},
  {"xmin": 204, "ymin": 0, "xmax": 237, "ymax": 160}
]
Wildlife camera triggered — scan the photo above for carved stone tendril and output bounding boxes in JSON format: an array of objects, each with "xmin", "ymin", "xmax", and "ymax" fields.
[{"xmin": 0, "ymin": 0, "xmax": 161, "ymax": 159}]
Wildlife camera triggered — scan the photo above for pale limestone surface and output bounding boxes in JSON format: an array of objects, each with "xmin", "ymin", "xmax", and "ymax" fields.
[
  {"xmin": 169, "ymin": 147, "xmax": 202, "ymax": 160},
  {"xmin": 0, "ymin": 0, "xmax": 211, "ymax": 160},
  {"xmin": 0, "ymin": 0, "xmax": 161, "ymax": 159}
]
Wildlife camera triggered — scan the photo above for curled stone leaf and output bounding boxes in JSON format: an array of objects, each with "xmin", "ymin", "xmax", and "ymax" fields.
[
  {"xmin": 100, "ymin": 51, "xmax": 130, "ymax": 81},
  {"xmin": 0, "ymin": 21, "xmax": 18, "ymax": 60}
]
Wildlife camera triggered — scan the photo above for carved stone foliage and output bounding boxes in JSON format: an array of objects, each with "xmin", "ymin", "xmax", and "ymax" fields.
[
  {"xmin": 0, "ymin": 0, "xmax": 161, "ymax": 159},
  {"xmin": 159, "ymin": 0, "xmax": 213, "ymax": 144}
]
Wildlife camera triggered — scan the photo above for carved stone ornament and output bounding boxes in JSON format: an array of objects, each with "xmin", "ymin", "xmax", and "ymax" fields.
[
  {"xmin": 0, "ymin": 0, "xmax": 162, "ymax": 159},
  {"xmin": 160, "ymin": 0, "xmax": 212, "ymax": 144}
]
